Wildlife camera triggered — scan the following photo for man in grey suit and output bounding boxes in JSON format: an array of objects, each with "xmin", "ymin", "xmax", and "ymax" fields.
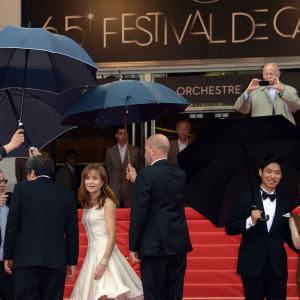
[
  {"xmin": 235, "ymin": 62, "xmax": 300, "ymax": 124},
  {"xmin": 105, "ymin": 127, "xmax": 141, "ymax": 208},
  {"xmin": 168, "ymin": 120, "xmax": 192, "ymax": 165}
]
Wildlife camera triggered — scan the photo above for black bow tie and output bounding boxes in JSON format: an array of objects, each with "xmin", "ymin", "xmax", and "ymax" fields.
[{"xmin": 261, "ymin": 189, "xmax": 276, "ymax": 202}]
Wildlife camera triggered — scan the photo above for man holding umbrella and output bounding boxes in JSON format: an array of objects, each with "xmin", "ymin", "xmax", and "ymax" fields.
[{"xmin": 226, "ymin": 156, "xmax": 295, "ymax": 300}]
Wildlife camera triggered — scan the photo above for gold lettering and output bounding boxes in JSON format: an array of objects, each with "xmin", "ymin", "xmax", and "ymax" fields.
[
  {"xmin": 209, "ymin": 13, "xmax": 226, "ymax": 43},
  {"xmin": 103, "ymin": 18, "xmax": 118, "ymax": 48},
  {"xmin": 136, "ymin": 16, "xmax": 153, "ymax": 46},
  {"xmin": 190, "ymin": 10, "xmax": 210, "ymax": 40},
  {"xmin": 146, "ymin": 12, "xmax": 163, "ymax": 43},
  {"xmin": 274, "ymin": 7, "xmax": 297, "ymax": 38},
  {"xmin": 122, "ymin": 13, "xmax": 137, "ymax": 44},
  {"xmin": 171, "ymin": 14, "xmax": 192, "ymax": 45},
  {"xmin": 232, "ymin": 12, "xmax": 255, "ymax": 43}
]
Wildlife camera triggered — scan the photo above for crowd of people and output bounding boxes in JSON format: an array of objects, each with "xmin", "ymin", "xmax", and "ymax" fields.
[{"xmin": 0, "ymin": 62, "xmax": 300, "ymax": 300}]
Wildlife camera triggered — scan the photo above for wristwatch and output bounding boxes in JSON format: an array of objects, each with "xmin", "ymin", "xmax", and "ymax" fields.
[{"xmin": 0, "ymin": 146, "xmax": 7, "ymax": 160}]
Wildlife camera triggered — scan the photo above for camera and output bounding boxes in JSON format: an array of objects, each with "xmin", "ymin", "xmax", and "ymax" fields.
[{"xmin": 259, "ymin": 80, "xmax": 270, "ymax": 86}]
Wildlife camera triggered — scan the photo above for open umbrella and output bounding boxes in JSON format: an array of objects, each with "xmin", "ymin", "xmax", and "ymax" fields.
[
  {"xmin": 0, "ymin": 26, "xmax": 97, "ymax": 93},
  {"xmin": 178, "ymin": 115, "xmax": 300, "ymax": 227},
  {"xmin": 0, "ymin": 26, "xmax": 97, "ymax": 155},
  {"xmin": 0, "ymin": 89, "xmax": 75, "ymax": 157},
  {"xmin": 62, "ymin": 80, "xmax": 190, "ymax": 127}
]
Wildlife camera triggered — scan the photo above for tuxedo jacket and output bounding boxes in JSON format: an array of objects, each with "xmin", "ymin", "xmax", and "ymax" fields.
[
  {"xmin": 129, "ymin": 159, "xmax": 192, "ymax": 258},
  {"xmin": 235, "ymin": 84, "xmax": 300, "ymax": 124},
  {"xmin": 225, "ymin": 189, "xmax": 294, "ymax": 278},
  {"xmin": 168, "ymin": 139, "xmax": 192, "ymax": 165},
  {"xmin": 4, "ymin": 177, "xmax": 79, "ymax": 272},
  {"xmin": 105, "ymin": 144, "xmax": 141, "ymax": 207}
]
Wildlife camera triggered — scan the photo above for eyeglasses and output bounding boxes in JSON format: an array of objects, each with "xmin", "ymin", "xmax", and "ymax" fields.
[{"xmin": 0, "ymin": 179, "xmax": 8, "ymax": 184}]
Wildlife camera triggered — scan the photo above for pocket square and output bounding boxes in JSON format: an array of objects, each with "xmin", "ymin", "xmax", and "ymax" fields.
[{"xmin": 282, "ymin": 213, "xmax": 291, "ymax": 218}]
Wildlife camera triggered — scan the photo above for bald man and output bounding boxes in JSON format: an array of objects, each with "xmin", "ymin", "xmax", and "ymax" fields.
[
  {"xmin": 235, "ymin": 63, "xmax": 300, "ymax": 124},
  {"xmin": 129, "ymin": 134, "xmax": 192, "ymax": 300}
]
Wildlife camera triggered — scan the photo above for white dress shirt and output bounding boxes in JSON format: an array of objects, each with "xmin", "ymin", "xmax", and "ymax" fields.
[
  {"xmin": 118, "ymin": 144, "xmax": 127, "ymax": 163},
  {"xmin": 178, "ymin": 139, "xmax": 189, "ymax": 152},
  {"xmin": 246, "ymin": 187, "xmax": 276, "ymax": 232}
]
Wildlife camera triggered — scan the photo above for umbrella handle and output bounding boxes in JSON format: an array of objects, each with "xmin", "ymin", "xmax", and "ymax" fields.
[{"xmin": 123, "ymin": 107, "xmax": 131, "ymax": 164}]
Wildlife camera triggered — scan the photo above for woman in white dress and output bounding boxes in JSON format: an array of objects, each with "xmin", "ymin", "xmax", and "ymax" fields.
[{"xmin": 70, "ymin": 163, "xmax": 143, "ymax": 300}]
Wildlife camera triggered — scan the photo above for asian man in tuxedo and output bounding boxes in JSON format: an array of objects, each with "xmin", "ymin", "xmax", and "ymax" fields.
[{"xmin": 226, "ymin": 156, "xmax": 296, "ymax": 300}]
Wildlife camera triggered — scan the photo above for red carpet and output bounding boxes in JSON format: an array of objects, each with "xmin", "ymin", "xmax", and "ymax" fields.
[{"xmin": 64, "ymin": 208, "xmax": 299, "ymax": 300}]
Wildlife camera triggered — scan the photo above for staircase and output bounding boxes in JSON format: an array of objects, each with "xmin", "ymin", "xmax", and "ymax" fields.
[{"xmin": 64, "ymin": 208, "xmax": 299, "ymax": 299}]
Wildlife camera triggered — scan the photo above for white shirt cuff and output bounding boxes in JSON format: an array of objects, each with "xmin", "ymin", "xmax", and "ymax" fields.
[
  {"xmin": 246, "ymin": 216, "xmax": 256, "ymax": 230},
  {"xmin": 243, "ymin": 91, "xmax": 251, "ymax": 101}
]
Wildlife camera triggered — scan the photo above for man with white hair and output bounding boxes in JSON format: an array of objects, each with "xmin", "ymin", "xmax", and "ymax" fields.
[
  {"xmin": 129, "ymin": 134, "xmax": 192, "ymax": 300},
  {"xmin": 235, "ymin": 63, "xmax": 300, "ymax": 124}
]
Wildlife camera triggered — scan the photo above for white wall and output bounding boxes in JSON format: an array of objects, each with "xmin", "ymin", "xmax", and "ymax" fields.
[{"xmin": 0, "ymin": 0, "xmax": 21, "ymax": 27}]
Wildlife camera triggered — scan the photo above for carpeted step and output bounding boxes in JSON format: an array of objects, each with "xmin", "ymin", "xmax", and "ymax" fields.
[
  {"xmin": 185, "ymin": 270, "xmax": 297, "ymax": 284},
  {"xmin": 183, "ymin": 283, "xmax": 298, "ymax": 298},
  {"xmin": 66, "ymin": 208, "xmax": 299, "ymax": 299},
  {"xmin": 186, "ymin": 256, "xmax": 297, "ymax": 270}
]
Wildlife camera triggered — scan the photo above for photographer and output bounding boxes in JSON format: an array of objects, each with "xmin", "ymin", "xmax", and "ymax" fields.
[{"xmin": 234, "ymin": 63, "xmax": 300, "ymax": 124}]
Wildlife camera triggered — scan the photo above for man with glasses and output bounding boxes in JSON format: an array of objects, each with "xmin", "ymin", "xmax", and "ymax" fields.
[{"xmin": 0, "ymin": 169, "xmax": 13, "ymax": 300}]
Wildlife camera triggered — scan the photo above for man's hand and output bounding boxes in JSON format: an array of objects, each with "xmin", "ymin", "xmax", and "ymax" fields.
[
  {"xmin": 270, "ymin": 76, "xmax": 284, "ymax": 93},
  {"xmin": 4, "ymin": 260, "xmax": 13, "ymax": 274},
  {"xmin": 29, "ymin": 147, "xmax": 41, "ymax": 157},
  {"xmin": 3, "ymin": 129, "xmax": 25, "ymax": 154},
  {"xmin": 126, "ymin": 163, "xmax": 137, "ymax": 183},
  {"xmin": 251, "ymin": 209, "xmax": 262, "ymax": 224},
  {"xmin": 66, "ymin": 265, "xmax": 76, "ymax": 281},
  {"xmin": 130, "ymin": 251, "xmax": 141, "ymax": 264},
  {"xmin": 0, "ymin": 193, "xmax": 8, "ymax": 206},
  {"xmin": 246, "ymin": 78, "xmax": 260, "ymax": 95}
]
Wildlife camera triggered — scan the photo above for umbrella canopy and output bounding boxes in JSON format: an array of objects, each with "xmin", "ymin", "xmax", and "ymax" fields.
[
  {"xmin": 0, "ymin": 26, "xmax": 97, "ymax": 155},
  {"xmin": 178, "ymin": 115, "xmax": 300, "ymax": 227},
  {"xmin": 0, "ymin": 89, "xmax": 75, "ymax": 157},
  {"xmin": 62, "ymin": 80, "xmax": 190, "ymax": 127},
  {"xmin": 0, "ymin": 26, "xmax": 97, "ymax": 93}
]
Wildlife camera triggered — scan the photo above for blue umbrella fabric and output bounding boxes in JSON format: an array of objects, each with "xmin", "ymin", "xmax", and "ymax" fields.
[
  {"xmin": 0, "ymin": 25, "xmax": 97, "ymax": 93},
  {"xmin": 0, "ymin": 89, "xmax": 75, "ymax": 157},
  {"xmin": 63, "ymin": 80, "xmax": 190, "ymax": 127}
]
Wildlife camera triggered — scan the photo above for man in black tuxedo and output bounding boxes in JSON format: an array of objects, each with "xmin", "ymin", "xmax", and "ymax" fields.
[
  {"xmin": 226, "ymin": 156, "xmax": 295, "ymax": 300},
  {"xmin": 129, "ymin": 134, "xmax": 192, "ymax": 300},
  {"xmin": 3, "ymin": 155, "xmax": 79, "ymax": 300}
]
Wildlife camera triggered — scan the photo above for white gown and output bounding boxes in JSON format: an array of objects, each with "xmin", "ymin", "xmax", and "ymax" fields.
[{"xmin": 70, "ymin": 207, "xmax": 143, "ymax": 300}]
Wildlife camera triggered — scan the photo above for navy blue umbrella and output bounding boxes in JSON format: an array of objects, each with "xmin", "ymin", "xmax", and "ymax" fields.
[
  {"xmin": 0, "ymin": 26, "xmax": 97, "ymax": 155},
  {"xmin": 0, "ymin": 26, "xmax": 97, "ymax": 93},
  {"xmin": 63, "ymin": 80, "xmax": 190, "ymax": 127},
  {"xmin": 0, "ymin": 89, "xmax": 76, "ymax": 157}
]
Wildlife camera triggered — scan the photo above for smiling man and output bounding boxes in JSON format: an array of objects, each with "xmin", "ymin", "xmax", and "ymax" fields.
[
  {"xmin": 225, "ymin": 156, "xmax": 295, "ymax": 300},
  {"xmin": 234, "ymin": 63, "xmax": 300, "ymax": 124}
]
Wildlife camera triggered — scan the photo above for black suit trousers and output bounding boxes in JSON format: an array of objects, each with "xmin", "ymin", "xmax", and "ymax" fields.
[
  {"xmin": 13, "ymin": 267, "xmax": 65, "ymax": 300},
  {"xmin": 241, "ymin": 255, "xmax": 287, "ymax": 300},
  {"xmin": 140, "ymin": 253, "xmax": 187, "ymax": 300},
  {"xmin": 0, "ymin": 261, "xmax": 14, "ymax": 300}
]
